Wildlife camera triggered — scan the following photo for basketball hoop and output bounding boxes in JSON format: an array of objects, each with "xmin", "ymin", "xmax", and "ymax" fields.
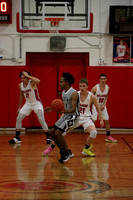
[{"xmin": 45, "ymin": 18, "xmax": 64, "ymax": 35}]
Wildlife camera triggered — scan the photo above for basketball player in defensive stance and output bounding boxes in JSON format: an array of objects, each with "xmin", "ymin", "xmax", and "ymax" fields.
[
  {"xmin": 42, "ymin": 78, "xmax": 104, "ymax": 157},
  {"xmin": 91, "ymin": 74, "xmax": 117, "ymax": 143},
  {"xmin": 9, "ymin": 71, "xmax": 51, "ymax": 144},
  {"xmin": 43, "ymin": 72, "xmax": 79, "ymax": 163},
  {"xmin": 75, "ymin": 78, "xmax": 104, "ymax": 156}
]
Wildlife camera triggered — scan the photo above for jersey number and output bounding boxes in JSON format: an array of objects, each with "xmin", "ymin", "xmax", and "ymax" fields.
[
  {"xmin": 79, "ymin": 107, "xmax": 85, "ymax": 114},
  {"xmin": 26, "ymin": 92, "xmax": 29, "ymax": 98},
  {"xmin": 99, "ymin": 98, "xmax": 104, "ymax": 103}
]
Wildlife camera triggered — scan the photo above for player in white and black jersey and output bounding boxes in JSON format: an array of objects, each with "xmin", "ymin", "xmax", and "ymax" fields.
[
  {"xmin": 42, "ymin": 72, "xmax": 79, "ymax": 163},
  {"xmin": 9, "ymin": 71, "xmax": 51, "ymax": 145},
  {"xmin": 42, "ymin": 78, "xmax": 104, "ymax": 158},
  {"xmin": 91, "ymin": 74, "xmax": 117, "ymax": 143}
]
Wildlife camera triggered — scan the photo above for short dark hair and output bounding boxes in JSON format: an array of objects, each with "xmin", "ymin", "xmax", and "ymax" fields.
[
  {"xmin": 99, "ymin": 74, "xmax": 107, "ymax": 78},
  {"xmin": 62, "ymin": 72, "xmax": 75, "ymax": 85},
  {"xmin": 19, "ymin": 71, "xmax": 31, "ymax": 78},
  {"xmin": 79, "ymin": 78, "xmax": 88, "ymax": 85}
]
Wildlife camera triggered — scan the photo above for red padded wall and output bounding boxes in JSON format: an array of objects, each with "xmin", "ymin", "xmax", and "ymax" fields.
[
  {"xmin": 86, "ymin": 66, "xmax": 133, "ymax": 128},
  {"xmin": 0, "ymin": 67, "xmax": 9, "ymax": 126},
  {"xmin": 0, "ymin": 66, "xmax": 29, "ymax": 127},
  {"xmin": 0, "ymin": 64, "xmax": 133, "ymax": 128}
]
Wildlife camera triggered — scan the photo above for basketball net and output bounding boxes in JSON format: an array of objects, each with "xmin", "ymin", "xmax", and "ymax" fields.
[{"xmin": 45, "ymin": 18, "xmax": 64, "ymax": 36}]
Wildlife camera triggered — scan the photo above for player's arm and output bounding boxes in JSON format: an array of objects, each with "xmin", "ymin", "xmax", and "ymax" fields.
[
  {"xmin": 100, "ymin": 87, "xmax": 110, "ymax": 111},
  {"xmin": 91, "ymin": 86, "xmax": 97, "ymax": 95},
  {"xmin": 17, "ymin": 84, "xmax": 24, "ymax": 114},
  {"xmin": 22, "ymin": 71, "xmax": 40, "ymax": 88},
  {"xmin": 92, "ymin": 95, "xmax": 104, "ymax": 127},
  {"xmin": 124, "ymin": 46, "xmax": 126, "ymax": 55},
  {"xmin": 64, "ymin": 92, "xmax": 78, "ymax": 114}
]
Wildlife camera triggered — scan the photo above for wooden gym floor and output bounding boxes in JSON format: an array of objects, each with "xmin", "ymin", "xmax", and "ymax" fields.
[{"xmin": 0, "ymin": 131, "xmax": 133, "ymax": 200}]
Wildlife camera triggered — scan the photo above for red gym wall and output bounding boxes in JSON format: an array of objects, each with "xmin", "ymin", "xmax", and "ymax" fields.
[{"xmin": 0, "ymin": 53, "xmax": 133, "ymax": 129}]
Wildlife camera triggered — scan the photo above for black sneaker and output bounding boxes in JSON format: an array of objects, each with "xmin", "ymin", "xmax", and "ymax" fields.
[
  {"xmin": 9, "ymin": 138, "xmax": 21, "ymax": 144},
  {"xmin": 59, "ymin": 150, "xmax": 74, "ymax": 163},
  {"xmin": 46, "ymin": 138, "xmax": 52, "ymax": 145}
]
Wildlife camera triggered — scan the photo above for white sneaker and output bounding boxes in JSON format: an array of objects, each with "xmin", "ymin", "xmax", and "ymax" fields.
[{"xmin": 9, "ymin": 138, "xmax": 21, "ymax": 144}]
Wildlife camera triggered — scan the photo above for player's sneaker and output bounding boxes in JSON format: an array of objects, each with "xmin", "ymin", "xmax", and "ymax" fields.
[
  {"xmin": 9, "ymin": 138, "xmax": 21, "ymax": 144},
  {"xmin": 59, "ymin": 150, "xmax": 74, "ymax": 163},
  {"xmin": 82, "ymin": 147, "xmax": 95, "ymax": 157},
  {"xmin": 105, "ymin": 136, "xmax": 117, "ymax": 143},
  {"xmin": 42, "ymin": 146, "xmax": 53, "ymax": 156}
]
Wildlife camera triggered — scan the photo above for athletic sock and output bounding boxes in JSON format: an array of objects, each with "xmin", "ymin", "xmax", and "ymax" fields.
[
  {"xmin": 85, "ymin": 144, "xmax": 90, "ymax": 149},
  {"xmin": 15, "ymin": 131, "xmax": 20, "ymax": 139},
  {"xmin": 51, "ymin": 144, "xmax": 55, "ymax": 149},
  {"xmin": 45, "ymin": 132, "xmax": 51, "ymax": 139},
  {"xmin": 106, "ymin": 131, "xmax": 110, "ymax": 136}
]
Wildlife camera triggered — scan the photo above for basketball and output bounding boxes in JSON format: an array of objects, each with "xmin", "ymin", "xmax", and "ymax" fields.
[{"xmin": 51, "ymin": 99, "xmax": 64, "ymax": 112}]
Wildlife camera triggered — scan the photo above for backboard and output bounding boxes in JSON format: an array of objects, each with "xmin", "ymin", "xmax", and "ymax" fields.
[{"xmin": 17, "ymin": 0, "xmax": 93, "ymax": 33}]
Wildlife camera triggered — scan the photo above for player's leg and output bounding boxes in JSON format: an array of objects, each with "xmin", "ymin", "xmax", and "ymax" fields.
[
  {"xmin": 36, "ymin": 109, "xmax": 52, "ymax": 144},
  {"xmin": 50, "ymin": 115, "xmax": 76, "ymax": 162},
  {"xmin": 42, "ymin": 127, "xmax": 56, "ymax": 156},
  {"xmin": 9, "ymin": 113, "xmax": 26, "ymax": 144},
  {"xmin": 34, "ymin": 102, "xmax": 52, "ymax": 145},
  {"xmin": 102, "ymin": 107, "xmax": 117, "ymax": 143},
  {"xmin": 42, "ymin": 114, "xmax": 78, "ymax": 161},
  {"xmin": 9, "ymin": 104, "xmax": 31, "ymax": 144},
  {"xmin": 82, "ymin": 118, "xmax": 97, "ymax": 157},
  {"xmin": 105, "ymin": 120, "xmax": 117, "ymax": 143},
  {"xmin": 57, "ymin": 114, "xmax": 79, "ymax": 163}
]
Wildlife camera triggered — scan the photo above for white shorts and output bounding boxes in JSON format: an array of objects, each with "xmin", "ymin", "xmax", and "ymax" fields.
[
  {"xmin": 75, "ymin": 116, "xmax": 95, "ymax": 132},
  {"xmin": 91, "ymin": 105, "xmax": 109, "ymax": 121},
  {"xmin": 20, "ymin": 101, "xmax": 44, "ymax": 116}
]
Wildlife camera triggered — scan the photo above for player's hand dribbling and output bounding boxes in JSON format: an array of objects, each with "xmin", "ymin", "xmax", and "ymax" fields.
[{"xmin": 45, "ymin": 107, "xmax": 52, "ymax": 113}]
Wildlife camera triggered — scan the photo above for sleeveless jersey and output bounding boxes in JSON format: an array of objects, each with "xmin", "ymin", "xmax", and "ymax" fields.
[
  {"xmin": 117, "ymin": 44, "xmax": 126, "ymax": 57},
  {"xmin": 95, "ymin": 84, "xmax": 109, "ymax": 106},
  {"xmin": 78, "ymin": 91, "xmax": 92, "ymax": 117},
  {"xmin": 62, "ymin": 87, "xmax": 79, "ymax": 115},
  {"xmin": 21, "ymin": 80, "xmax": 41, "ymax": 104}
]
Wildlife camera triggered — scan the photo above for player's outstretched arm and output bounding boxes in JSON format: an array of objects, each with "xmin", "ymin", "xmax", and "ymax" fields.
[
  {"xmin": 92, "ymin": 95, "xmax": 104, "ymax": 128},
  {"xmin": 101, "ymin": 87, "xmax": 110, "ymax": 111},
  {"xmin": 91, "ymin": 85, "xmax": 97, "ymax": 95}
]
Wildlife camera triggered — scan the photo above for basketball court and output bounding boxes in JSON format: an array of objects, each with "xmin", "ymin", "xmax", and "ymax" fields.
[
  {"xmin": 0, "ymin": 0, "xmax": 133, "ymax": 200},
  {"xmin": 0, "ymin": 131, "xmax": 133, "ymax": 199}
]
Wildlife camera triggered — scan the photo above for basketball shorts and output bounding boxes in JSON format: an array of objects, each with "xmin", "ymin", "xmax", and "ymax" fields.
[
  {"xmin": 92, "ymin": 105, "xmax": 109, "ymax": 121},
  {"xmin": 54, "ymin": 113, "xmax": 79, "ymax": 134},
  {"xmin": 74, "ymin": 116, "xmax": 95, "ymax": 132},
  {"xmin": 20, "ymin": 101, "xmax": 44, "ymax": 116}
]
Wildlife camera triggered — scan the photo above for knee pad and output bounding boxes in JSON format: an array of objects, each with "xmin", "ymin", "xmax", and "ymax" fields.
[{"xmin": 90, "ymin": 130, "xmax": 97, "ymax": 138}]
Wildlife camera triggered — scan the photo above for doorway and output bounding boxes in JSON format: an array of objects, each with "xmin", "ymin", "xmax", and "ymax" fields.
[{"xmin": 26, "ymin": 52, "xmax": 89, "ymax": 127}]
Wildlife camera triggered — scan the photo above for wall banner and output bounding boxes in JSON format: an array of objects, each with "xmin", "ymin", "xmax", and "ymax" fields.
[{"xmin": 113, "ymin": 36, "xmax": 130, "ymax": 63}]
